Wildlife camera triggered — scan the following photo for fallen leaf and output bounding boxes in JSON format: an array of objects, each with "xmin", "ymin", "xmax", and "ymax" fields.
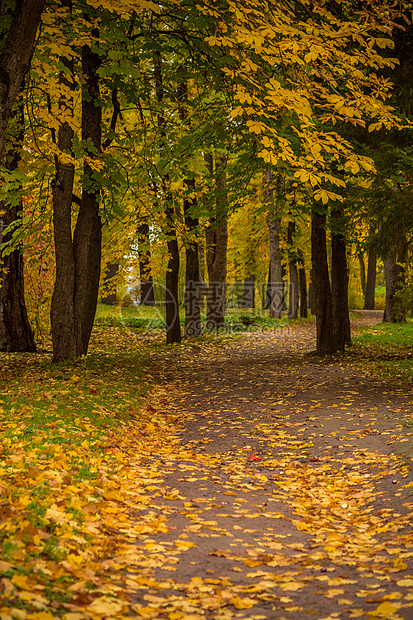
[
  {"xmin": 230, "ymin": 596, "xmax": 255, "ymax": 609},
  {"xmin": 86, "ymin": 598, "xmax": 123, "ymax": 616}
]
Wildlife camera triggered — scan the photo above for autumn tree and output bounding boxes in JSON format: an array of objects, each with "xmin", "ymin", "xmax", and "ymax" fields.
[
  {"xmin": 0, "ymin": 88, "xmax": 36, "ymax": 351},
  {"xmin": 0, "ymin": 0, "xmax": 44, "ymax": 163},
  {"xmin": 0, "ymin": 0, "xmax": 44, "ymax": 351}
]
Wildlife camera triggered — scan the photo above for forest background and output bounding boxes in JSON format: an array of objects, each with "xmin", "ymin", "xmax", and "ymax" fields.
[{"xmin": 1, "ymin": 0, "xmax": 413, "ymax": 360}]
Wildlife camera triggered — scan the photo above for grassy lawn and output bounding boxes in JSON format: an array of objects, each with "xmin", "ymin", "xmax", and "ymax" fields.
[
  {"xmin": 350, "ymin": 319, "xmax": 413, "ymax": 387},
  {"xmin": 0, "ymin": 327, "xmax": 162, "ymax": 615},
  {"xmin": 95, "ymin": 302, "xmax": 290, "ymax": 334}
]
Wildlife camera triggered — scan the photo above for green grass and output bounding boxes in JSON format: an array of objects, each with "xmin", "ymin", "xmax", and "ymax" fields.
[
  {"xmin": 0, "ymin": 326, "xmax": 160, "ymax": 611},
  {"xmin": 95, "ymin": 302, "xmax": 290, "ymax": 334},
  {"xmin": 353, "ymin": 319, "xmax": 413, "ymax": 351},
  {"xmin": 350, "ymin": 319, "xmax": 413, "ymax": 386}
]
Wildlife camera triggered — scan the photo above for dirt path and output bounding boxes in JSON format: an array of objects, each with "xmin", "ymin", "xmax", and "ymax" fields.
[{"xmin": 120, "ymin": 317, "xmax": 413, "ymax": 619}]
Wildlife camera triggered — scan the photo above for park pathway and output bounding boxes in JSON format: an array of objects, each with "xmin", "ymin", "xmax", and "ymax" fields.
[{"xmin": 116, "ymin": 317, "xmax": 413, "ymax": 620}]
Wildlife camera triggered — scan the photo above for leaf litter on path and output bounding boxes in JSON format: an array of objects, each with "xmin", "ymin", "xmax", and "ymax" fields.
[{"xmin": 1, "ymin": 319, "xmax": 413, "ymax": 619}]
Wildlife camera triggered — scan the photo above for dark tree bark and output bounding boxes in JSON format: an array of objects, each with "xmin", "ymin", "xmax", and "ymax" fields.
[
  {"xmin": 153, "ymin": 50, "xmax": 181, "ymax": 343},
  {"xmin": 177, "ymin": 77, "xmax": 202, "ymax": 338},
  {"xmin": 311, "ymin": 208, "xmax": 335, "ymax": 353},
  {"xmin": 383, "ymin": 221, "xmax": 408, "ymax": 322},
  {"xmin": 364, "ymin": 250, "xmax": 376, "ymax": 310},
  {"xmin": 331, "ymin": 206, "xmax": 351, "ymax": 350},
  {"xmin": 137, "ymin": 223, "xmax": 155, "ymax": 305},
  {"xmin": 0, "ymin": 0, "xmax": 44, "ymax": 164},
  {"xmin": 50, "ymin": 31, "xmax": 77, "ymax": 361},
  {"xmin": 72, "ymin": 36, "xmax": 102, "ymax": 356},
  {"xmin": 357, "ymin": 244, "xmax": 366, "ymax": 296},
  {"xmin": 183, "ymin": 180, "xmax": 202, "ymax": 338},
  {"xmin": 287, "ymin": 220, "xmax": 299, "ymax": 319},
  {"xmin": 264, "ymin": 261, "xmax": 271, "ymax": 309},
  {"xmin": 51, "ymin": 16, "xmax": 103, "ymax": 361},
  {"xmin": 383, "ymin": 254, "xmax": 407, "ymax": 322},
  {"xmin": 242, "ymin": 275, "xmax": 255, "ymax": 309},
  {"xmin": 165, "ymin": 201, "xmax": 181, "ymax": 343},
  {"xmin": 299, "ymin": 267, "xmax": 308, "ymax": 318},
  {"xmin": 298, "ymin": 252, "xmax": 307, "ymax": 318},
  {"xmin": 265, "ymin": 169, "xmax": 283, "ymax": 318},
  {"xmin": 308, "ymin": 279, "xmax": 314, "ymax": 315},
  {"xmin": 205, "ymin": 152, "xmax": 228, "ymax": 330},
  {"xmin": 101, "ymin": 263, "xmax": 118, "ymax": 305},
  {"xmin": 0, "ymin": 84, "xmax": 35, "ymax": 352},
  {"xmin": 383, "ymin": 258, "xmax": 397, "ymax": 322}
]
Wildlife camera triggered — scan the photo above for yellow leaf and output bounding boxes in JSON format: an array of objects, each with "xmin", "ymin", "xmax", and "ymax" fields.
[
  {"xmin": 368, "ymin": 601, "xmax": 400, "ymax": 617},
  {"xmin": 230, "ymin": 596, "xmax": 255, "ymax": 610},
  {"xmin": 67, "ymin": 554, "xmax": 84, "ymax": 567},
  {"xmin": 396, "ymin": 578, "xmax": 413, "ymax": 586},
  {"xmin": 243, "ymin": 559, "xmax": 262, "ymax": 567},
  {"xmin": 393, "ymin": 557, "xmax": 407, "ymax": 571},
  {"xmin": 294, "ymin": 170, "xmax": 310, "ymax": 183},
  {"xmin": 10, "ymin": 610, "xmax": 26, "ymax": 620},
  {"xmin": 11, "ymin": 574, "xmax": 30, "ymax": 590},
  {"xmin": 134, "ymin": 608, "xmax": 156, "ymax": 618},
  {"xmin": 86, "ymin": 599, "xmax": 123, "ymax": 616},
  {"xmin": 230, "ymin": 106, "xmax": 243, "ymax": 118},
  {"xmin": 103, "ymin": 490, "xmax": 124, "ymax": 502},
  {"xmin": 175, "ymin": 541, "xmax": 196, "ymax": 550},
  {"xmin": 279, "ymin": 581, "xmax": 304, "ymax": 591}
]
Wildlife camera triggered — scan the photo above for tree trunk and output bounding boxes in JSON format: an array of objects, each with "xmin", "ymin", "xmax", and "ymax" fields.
[
  {"xmin": 0, "ymin": 0, "xmax": 44, "ymax": 164},
  {"xmin": 383, "ymin": 256, "xmax": 406, "ymax": 322},
  {"xmin": 51, "ymin": 20, "xmax": 103, "ymax": 361},
  {"xmin": 0, "ymin": 85, "xmax": 35, "ymax": 352},
  {"xmin": 265, "ymin": 261, "xmax": 271, "ymax": 309},
  {"xmin": 265, "ymin": 169, "xmax": 283, "ymax": 318},
  {"xmin": 205, "ymin": 153, "xmax": 228, "ymax": 330},
  {"xmin": 165, "ymin": 200, "xmax": 181, "ymax": 343},
  {"xmin": 72, "ymin": 34, "xmax": 102, "ymax": 357},
  {"xmin": 383, "ymin": 222, "xmax": 408, "ymax": 322},
  {"xmin": 184, "ymin": 180, "xmax": 202, "ymax": 338},
  {"xmin": 364, "ymin": 251, "xmax": 376, "ymax": 310},
  {"xmin": 51, "ymin": 30, "xmax": 77, "ymax": 362},
  {"xmin": 137, "ymin": 223, "xmax": 155, "ymax": 305},
  {"xmin": 242, "ymin": 275, "xmax": 255, "ymax": 309},
  {"xmin": 383, "ymin": 258, "xmax": 398, "ymax": 322},
  {"xmin": 298, "ymin": 261, "xmax": 308, "ymax": 318},
  {"xmin": 357, "ymin": 244, "xmax": 366, "ymax": 296},
  {"xmin": 153, "ymin": 50, "xmax": 181, "ymax": 343},
  {"xmin": 311, "ymin": 209, "xmax": 335, "ymax": 353},
  {"xmin": 177, "ymin": 78, "xmax": 202, "ymax": 338},
  {"xmin": 331, "ymin": 207, "xmax": 351, "ymax": 350},
  {"xmin": 287, "ymin": 220, "xmax": 299, "ymax": 319},
  {"xmin": 101, "ymin": 263, "xmax": 118, "ymax": 305}
]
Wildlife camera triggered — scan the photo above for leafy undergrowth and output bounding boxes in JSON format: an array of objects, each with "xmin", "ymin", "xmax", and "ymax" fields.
[
  {"xmin": 350, "ymin": 321, "xmax": 413, "ymax": 387},
  {"xmin": 0, "ymin": 327, "xmax": 179, "ymax": 619}
]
